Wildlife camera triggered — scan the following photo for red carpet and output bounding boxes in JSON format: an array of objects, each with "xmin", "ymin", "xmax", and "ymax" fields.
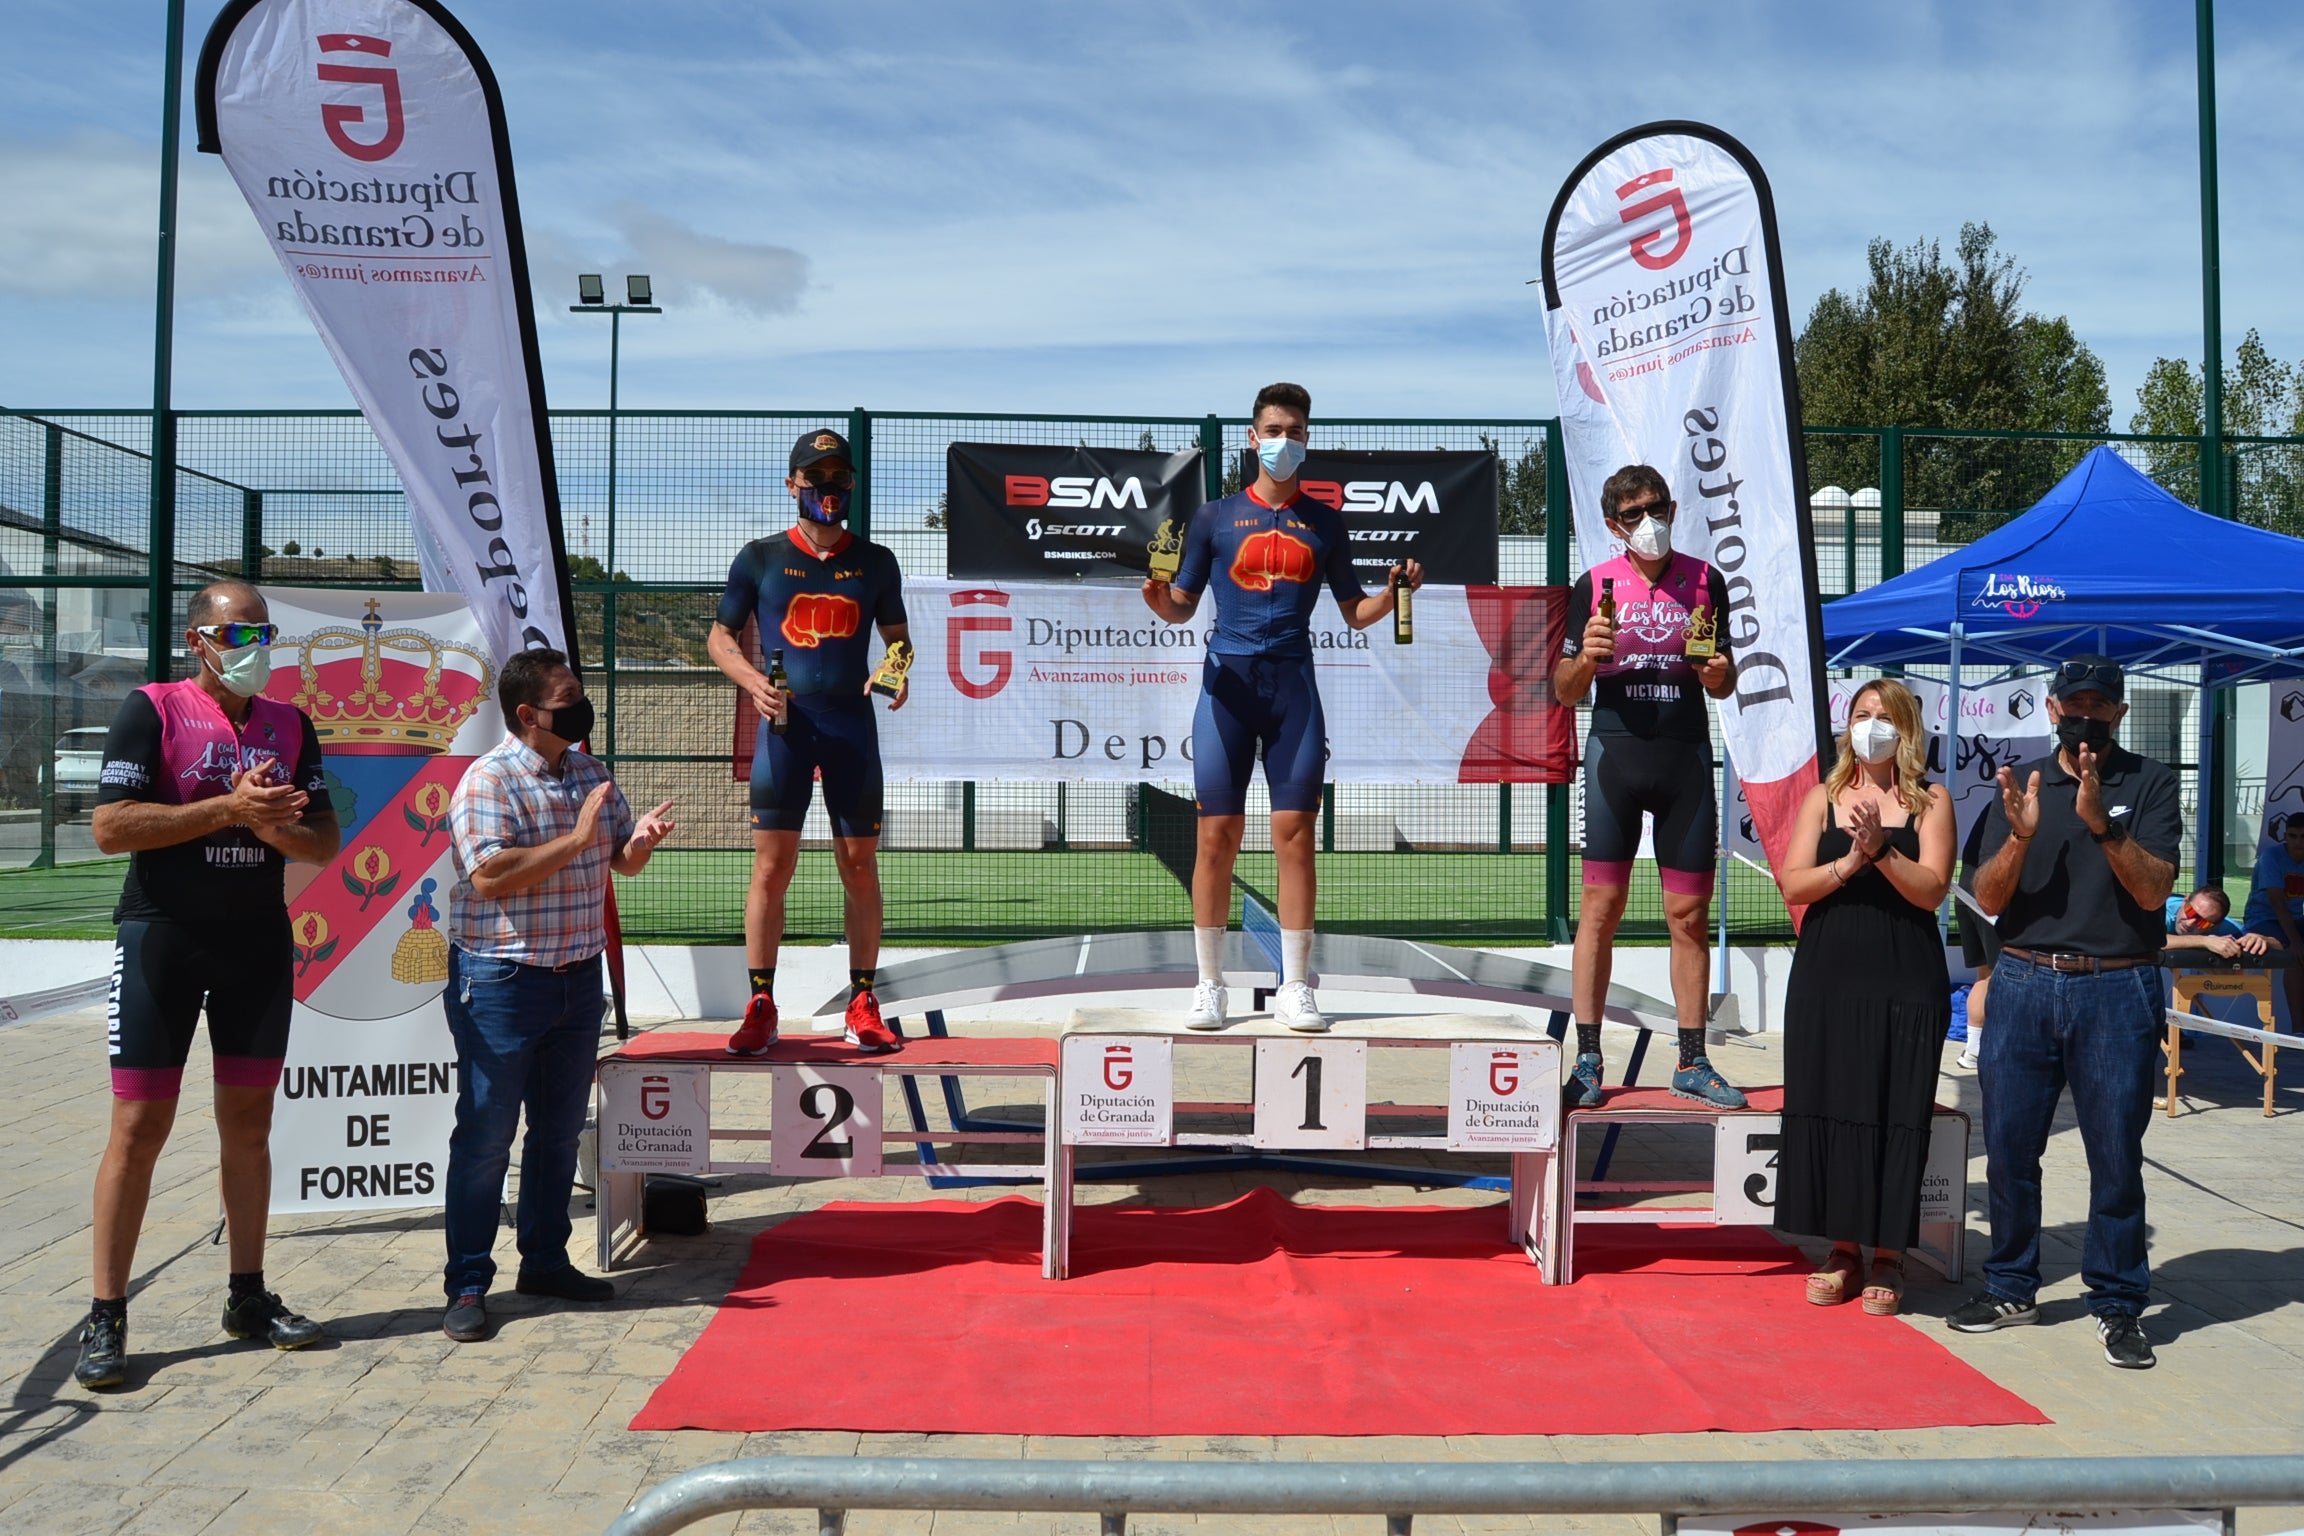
[{"xmin": 632, "ymin": 1189, "xmax": 2045, "ymax": 1436}]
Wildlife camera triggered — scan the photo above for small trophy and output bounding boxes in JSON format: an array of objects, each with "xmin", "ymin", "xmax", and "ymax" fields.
[
  {"xmin": 869, "ymin": 639, "xmax": 915, "ymax": 698},
  {"xmin": 1146, "ymin": 517, "xmax": 1184, "ymax": 582},
  {"xmin": 1683, "ymin": 603, "xmax": 1719, "ymax": 660}
]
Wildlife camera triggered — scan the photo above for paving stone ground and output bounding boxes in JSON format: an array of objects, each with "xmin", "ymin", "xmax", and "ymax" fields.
[{"xmin": 3, "ymin": 1001, "xmax": 2301, "ymax": 1535}]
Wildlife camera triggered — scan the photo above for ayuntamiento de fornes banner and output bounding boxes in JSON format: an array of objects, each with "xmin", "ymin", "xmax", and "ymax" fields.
[
  {"xmin": 819, "ymin": 579, "xmax": 1574, "ymax": 785},
  {"xmin": 1542, "ymin": 122, "xmax": 1829, "ymax": 882},
  {"xmin": 199, "ymin": 0, "xmax": 574, "ymax": 666}
]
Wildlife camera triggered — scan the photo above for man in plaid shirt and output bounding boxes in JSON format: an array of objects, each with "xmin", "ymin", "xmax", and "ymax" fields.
[{"xmin": 440, "ymin": 648, "xmax": 674, "ymax": 1343}]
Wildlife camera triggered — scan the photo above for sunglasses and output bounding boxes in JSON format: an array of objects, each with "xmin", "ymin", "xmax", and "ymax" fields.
[
  {"xmin": 1608, "ymin": 499, "xmax": 1675, "ymax": 523},
  {"xmin": 796, "ymin": 465, "xmax": 856, "ymax": 490},
  {"xmin": 194, "ymin": 623, "xmax": 279, "ymax": 648}
]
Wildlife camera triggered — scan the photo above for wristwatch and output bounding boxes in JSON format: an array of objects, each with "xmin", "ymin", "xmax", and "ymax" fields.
[{"xmin": 2091, "ymin": 821, "xmax": 2128, "ymax": 843}]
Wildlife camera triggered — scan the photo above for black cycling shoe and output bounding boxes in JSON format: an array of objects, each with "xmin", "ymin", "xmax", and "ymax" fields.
[
  {"xmin": 220, "ymin": 1290, "xmax": 325, "ymax": 1350},
  {"xmin": 74, "ymin": 1312, "xmax": 127, "ymax": 1390}
]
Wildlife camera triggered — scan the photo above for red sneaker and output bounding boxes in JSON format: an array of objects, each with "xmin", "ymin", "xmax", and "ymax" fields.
[
  {"xmin": 726, "ymin": 992, "xmax": 778, "ymax": 1056},
  {"xmin": 842, "ymin": 989, "xmax": 900, "ymax": 1053}
]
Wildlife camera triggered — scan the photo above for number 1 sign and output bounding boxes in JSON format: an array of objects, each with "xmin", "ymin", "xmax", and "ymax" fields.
[
  {"xmin": 1251, "ymin": 1038, "xmax": 1368, "ymax": 1150},
  {"xmin": 770, "ymin": 1064, "xmax": 884, "ymax": 1178}
]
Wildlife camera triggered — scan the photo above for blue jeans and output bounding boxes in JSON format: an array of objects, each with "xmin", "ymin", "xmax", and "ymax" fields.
[
  {"xmin": 1980, "ymin": 954, "xmax": 2163, "ymax": 1317},
  {"xmin": 441, "ymin": 946, "xmax": 603, "ymax": 1299}
]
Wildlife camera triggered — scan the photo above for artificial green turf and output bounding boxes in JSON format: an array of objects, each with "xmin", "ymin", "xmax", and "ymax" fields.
[{"xmin": 0, "ymin": 850, "xmax": 1795, "ymax": 944}]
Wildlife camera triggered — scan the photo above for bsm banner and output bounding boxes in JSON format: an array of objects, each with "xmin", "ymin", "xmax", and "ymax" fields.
[
  {"xmin": 1229, "ymin": 449, "xmax": 1501, "ymax": 586},
  {"xmin": 878, "ymin": 579, "xmax": 1572, "ymax": 783},
  {"xmin": 259, "ymin": 588, "xmax": 501, "ymax": 1215},
  {"xmin": 946, "ymin": 443, "xmax": 1204, "ymax": 582}
]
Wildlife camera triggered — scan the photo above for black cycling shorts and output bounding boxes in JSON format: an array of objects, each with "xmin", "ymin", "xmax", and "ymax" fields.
[
  {"xmin": 107, "ymin": 917, "xmax": 294, "ymax": 1100},
  {"xmin": 750, "ymin": 693, "xmax": 884, "ymax": 839},
  {"xmin": 1581, "ymin": 731, "xmax": 1717, "ymax": 894}
]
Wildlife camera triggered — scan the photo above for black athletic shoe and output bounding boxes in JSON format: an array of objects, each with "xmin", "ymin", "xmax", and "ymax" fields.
[
  {"xmin": 74, "ymin": 1312, "xmax": 127, "ymax": 1390},
  {"xmin": 443, "ymin": 1290, "xmax": 489, "ymax": 1343},
  {"xmin": 514, "ymin": 1265, "xmax": 615, "ymax": 1303},
  {"xmin": 1944, "ymin": 1292, "xmax": 2040, "ymax": 1333},
  {"xmin": 2097, "ymin": 1312, "xmax": 2157, "ymax": 1369},
  {"xmin": 220, "ymin": 1290, "xmax": 324, "ymax": 1350}
]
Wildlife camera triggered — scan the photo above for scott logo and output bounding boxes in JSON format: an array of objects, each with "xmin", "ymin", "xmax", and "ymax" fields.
[
  {"xmin": 1489, "ymin": 1050, "xmax": 1520, "ymax": 1097},
  {"xmin": 1006, "ymin": 475, "xmax": 1149, "ymax": 511},
  {"xmin": 1025, "ymin": 520, "xmax": 1127, "ymax": 541},
  {"xmin": 1103, "ymin": 1045, "xmax": 1134, "ymax": 1092},
  {"xmin": 1617, "ymin": 167, "xmax": 1692, "ymax": 271},
  {"xmin": 1230, "ymin": 529, "xmax": 1314, "ymax": 591},
  {"xmin": 946, "ymin": 589, "xmax": 1014, "ymax": 700},
  {"xmin": 640, "ymin": 1074, "xmax": 671, "ymax": 1120},
  {"xmin": 781, "ymin": 592, "xmax": 860, "ymax": 648},
  {"xmin": 316, "ymin": 34, "xmax": 406, "ymax": 163},
  {"xmin": 1301, "ymin": 480, "xmax": 1440, "ymax": 516}
]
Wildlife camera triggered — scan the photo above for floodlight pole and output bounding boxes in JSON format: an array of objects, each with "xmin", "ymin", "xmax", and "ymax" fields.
[
  {"xmin": 2197, "ymin": 0, "xmax": 2230, "ymax": 884},
  {"xmin": 148, "ymin": 0, "xmax": 186, "ymax": 685}
]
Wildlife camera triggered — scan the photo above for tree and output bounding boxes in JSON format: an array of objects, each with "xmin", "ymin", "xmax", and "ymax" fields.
[
  {"xmin": 2129, "ymin": 329, "xmax": 2304, "ymax": 535},
  {"xmin": 280, "ymin": 540, "xmax": 301, "ymax": 556},
  {"xmin": 1796, "ymin": 223, "xmax": 2110, "ymax": 532},
  {"xmin": 1481, "ymin": 432, "xmax": 1548, "ymax": 536}
]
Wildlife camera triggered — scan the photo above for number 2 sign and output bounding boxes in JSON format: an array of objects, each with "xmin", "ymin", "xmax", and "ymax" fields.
[
  {"xmin": 1251, "ymin": 1038, "xmax": 1368, "ymax": 1150},
  {"xmin": 770, "ymin": 1064, "xmax": 883, "ymax": 1178}
]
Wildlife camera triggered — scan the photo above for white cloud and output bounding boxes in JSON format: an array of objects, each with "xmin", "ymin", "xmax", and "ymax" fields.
[{"xmin": 0, "ymin": 131, "xmax": 278, "ymax": 300}]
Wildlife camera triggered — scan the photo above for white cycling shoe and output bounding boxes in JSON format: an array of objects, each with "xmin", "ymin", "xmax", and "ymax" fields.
[
  {"xmin": 1185, "ymin": 980, "xmax": 1228, "ymax": 1031},
  {"xmin": 1273, "ymin": 981, "xmax": 1328, "ymax": 1033}
]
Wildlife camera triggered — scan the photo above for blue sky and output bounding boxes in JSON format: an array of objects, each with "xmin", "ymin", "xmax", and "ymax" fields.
[{"xmin": 5, "ymin": 0, "xmax": 2303, "ymax": 422}]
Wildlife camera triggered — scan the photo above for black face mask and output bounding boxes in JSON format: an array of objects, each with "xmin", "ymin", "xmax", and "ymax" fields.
[
  {"xmin": 535, "ymin": 695, "xmax": 595, "ymax": 746},
  {"xmin": 2055, "ymin": 714, "xmax": 2113, "ymax": 755}
]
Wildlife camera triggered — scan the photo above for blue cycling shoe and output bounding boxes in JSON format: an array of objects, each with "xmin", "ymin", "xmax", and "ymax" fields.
[
  {"xmin": 1671, "ymin": 1055, "xmax": 1747, "ymax": 1109},
  {"xmin": 1565, "ymin": 1051, "xmax": 1604, "ymax": 1110}
]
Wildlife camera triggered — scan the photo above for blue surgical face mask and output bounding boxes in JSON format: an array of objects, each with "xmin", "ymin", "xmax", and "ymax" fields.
[{"xmin": 1256, "ymin": 434, "xmax": 1307, "ymax": 481}]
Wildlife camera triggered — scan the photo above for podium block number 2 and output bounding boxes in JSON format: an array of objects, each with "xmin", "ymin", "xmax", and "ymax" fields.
[
  {"xmin": 1252, "ymin": 1038, "xmax": 1368, "ymax": 1150},
  {"xmin": 771, "ymin": 1064, "xmax": 883, "ymax": 1178}
]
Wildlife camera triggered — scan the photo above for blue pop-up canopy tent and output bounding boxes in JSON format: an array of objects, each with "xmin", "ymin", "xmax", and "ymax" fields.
[
  {"xmin": 1822, "ymin": 444, "xmax": 2304, "ymax": 875},
  {"xmin": 1822, "ymin": 445, "xmax": 2304, "ymax": 682}
]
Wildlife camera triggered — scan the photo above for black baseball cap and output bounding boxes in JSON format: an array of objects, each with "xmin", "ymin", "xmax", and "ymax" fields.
[
  {"xmin": 2051, "ymin": 654, "xmax": 2124, "ymax": 703},
  {"xmin": 789, "ymin": 428, "xmax": 852, "ymax": 471}
]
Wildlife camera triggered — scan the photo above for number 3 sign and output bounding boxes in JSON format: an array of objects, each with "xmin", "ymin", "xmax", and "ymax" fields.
[
  {"xmin": 770, "ymin": 1064, "xmax": 883, "ymax": 1177},
  {"xmin": 1252, "ymin": 1038, "xmax": 1368, "ymax": 1150}
]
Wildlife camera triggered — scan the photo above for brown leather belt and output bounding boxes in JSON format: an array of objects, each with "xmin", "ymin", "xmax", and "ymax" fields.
[{"xmin": 2002, "ymin": 945, "xmax": 2155, "ymax": 974}]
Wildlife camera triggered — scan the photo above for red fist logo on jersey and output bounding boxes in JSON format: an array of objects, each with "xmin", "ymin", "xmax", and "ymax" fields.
[
  {"xmin": 781, "ymin": 593, "xmax": 861, "ymax": 649},
  {"xmin": 1229, "ymin": 529, "xmax": 1315, "ymax": 591}
]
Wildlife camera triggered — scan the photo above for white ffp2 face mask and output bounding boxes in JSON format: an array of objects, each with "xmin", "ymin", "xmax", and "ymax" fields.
[
  {"xmin": 1849, "ymin": 717, "xmax": 1900, "ymax": 764},
  {"xmin": 1624, "ymin": 515, "xmax": 1671, "ymax": 561}
]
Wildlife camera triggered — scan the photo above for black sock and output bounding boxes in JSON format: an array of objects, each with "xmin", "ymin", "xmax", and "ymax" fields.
[
  {"xmin": 850, "ymin": 968, "xmax": 875, "ymax": 997},
  {"xmin": 90, "ymin": 1296, "xmax": 126, "ymax": 1322},
  {"xmin": 1575, "ymin": 1023, "xmax": 1602, "ymax": 1057},
  {"xmin": 748, "ymin": 967, "xmax": 774, "ymax": 997},
  {"xmin": 1678, "ymin": 1028, "xmax": 1708, "ymax": 1070},
  {"xmin": 227, "ymin": 1270, "xmax": 265, "ymax": 1302}
]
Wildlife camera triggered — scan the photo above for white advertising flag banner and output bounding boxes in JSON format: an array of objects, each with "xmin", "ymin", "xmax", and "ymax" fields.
[
  {"xmin": 2263, "ymin": 680, "xmax": 2304, "ymax": 846},
  {"xmin": 199, "ymin": 0, "xmax": 570, "ymax": 664},
  {"xmin": 260, "ymin": 589, "xmax": 501, "ymax": 1214},
  {"xmin": 1725, "ymin": 675, "xmax": 2052, "ymax": 868},
  {"xmin": 1543, "ymin": 123, "xmax": 1827, "ymax": 878},
  {"xmin": 881, "ymin": 579, "xmax": 1546, "ymax": 783}
]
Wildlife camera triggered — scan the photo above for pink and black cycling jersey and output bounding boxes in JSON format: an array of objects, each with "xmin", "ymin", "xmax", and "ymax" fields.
[
  {"xmin": 1560, "ymin": 552, "xmax": 1724, "ymax": 746},
  {"xmin": 95, "ymin": 679, "xmax": 326, "ymax": 926}
]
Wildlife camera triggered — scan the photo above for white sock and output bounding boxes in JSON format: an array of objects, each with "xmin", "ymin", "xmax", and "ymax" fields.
[
  {"xmin": 1282, "ymin": 928, "xmax": 1313, "ymax": 988},
  {"xmin": 1194, "ymin": 926, "xmax": 1225, "ymax": 985}
]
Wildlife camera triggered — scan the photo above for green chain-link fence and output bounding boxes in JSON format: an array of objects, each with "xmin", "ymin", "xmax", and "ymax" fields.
[{"xmin": 0, "ymin": 406, "xmax": 2277, "ymax": 943}]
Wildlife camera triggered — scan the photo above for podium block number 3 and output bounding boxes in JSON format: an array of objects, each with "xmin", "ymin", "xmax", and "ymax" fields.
[
  {"xmin": 1711, "ymin": 1112, "xmax": 1782, "ymax": 1225},
  {"xmin": 1252, "ymin": 1039, "xmax": 1368, "ymax": 1150},
  {"xmin": 771, "ymin": 1064, "xmax": 884, "ymax": 1178}
]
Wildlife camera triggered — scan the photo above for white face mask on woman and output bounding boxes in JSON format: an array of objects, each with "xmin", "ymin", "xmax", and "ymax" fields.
[{"xmin": 1849, "ymin": 717, "xmax": 1900, "ymax": 764}]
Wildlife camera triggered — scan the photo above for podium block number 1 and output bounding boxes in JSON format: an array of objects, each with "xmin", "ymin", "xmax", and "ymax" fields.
[{"xmin": 1252, "ymin": 1038, "xmax": 1368, "ymax": 1150}]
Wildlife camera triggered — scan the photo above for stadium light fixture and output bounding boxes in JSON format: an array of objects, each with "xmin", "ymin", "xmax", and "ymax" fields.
[
  {"xmin": 576, "ymin": 273, "xmax": 605, "ymax": 305},
  {"xmin": 626, "ymin": 274, "xmax": 652, "ymax": 306}
]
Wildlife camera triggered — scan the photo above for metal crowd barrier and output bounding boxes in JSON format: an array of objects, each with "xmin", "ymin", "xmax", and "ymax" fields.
[{"xmin": 605, "ymin": 1454, "xmax": 2304, "ymax": 1536}]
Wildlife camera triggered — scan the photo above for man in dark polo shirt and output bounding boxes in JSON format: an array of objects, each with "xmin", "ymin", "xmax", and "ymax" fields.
[{"xmin": 1947, "ymin": 655, "xmax": 2181, "ymax": 1369}]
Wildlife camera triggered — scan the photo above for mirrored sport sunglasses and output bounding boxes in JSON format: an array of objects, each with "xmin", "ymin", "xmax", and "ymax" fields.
[
  {"xmin": 194, "ymin": 622, "xmax": 279, "ymax": 648},
  {"xmin": 796, "ymin": 465, "xmax": 856, "ymax": 490}
]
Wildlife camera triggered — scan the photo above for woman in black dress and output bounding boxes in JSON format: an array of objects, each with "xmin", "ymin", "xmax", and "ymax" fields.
[{"xmin": 1776, "ymin": 678, "xmax": 1953, "ymax": 1316}]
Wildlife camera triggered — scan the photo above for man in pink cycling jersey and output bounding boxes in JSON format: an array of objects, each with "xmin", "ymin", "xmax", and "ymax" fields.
[{"xmin": 1553, "ymin": 464, "xmax": 1743, "ymax": 1109}]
